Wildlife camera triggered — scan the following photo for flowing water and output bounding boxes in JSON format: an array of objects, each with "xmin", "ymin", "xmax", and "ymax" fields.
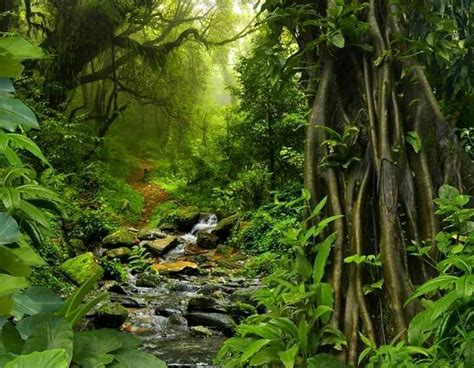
[{"xmin": 109, "ymin": 215, "xmax": 259, "ymax": 367}]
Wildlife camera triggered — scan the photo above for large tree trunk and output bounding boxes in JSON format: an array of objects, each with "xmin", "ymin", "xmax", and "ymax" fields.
[{"xmin": 291, "ymin": 1, "xmax": 474, "ymax": 365}]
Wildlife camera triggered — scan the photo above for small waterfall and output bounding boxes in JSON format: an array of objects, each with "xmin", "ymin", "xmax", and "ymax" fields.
[{"xmin": 180, "ymin": 214, "xmax": 218, "ymax": 245}]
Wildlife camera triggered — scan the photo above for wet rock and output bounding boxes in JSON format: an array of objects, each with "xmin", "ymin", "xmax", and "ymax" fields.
[
  {"xmin": 225, "ymin": 302, "xmax": 257, "ymax": 322},
  {"xmin": 159, "ymin": 223, "xmax": 178, "ymax": 232},
  {"xmin": 199, "ymin": 284, "xmax": 221, "ymax": 295},
  {"xmin": 93, "ymin": 302, "xmax": 128, "ymax": 328},
  {"xmin": 110, "ymin": 294, "xmax": 146, "ymax": 308},
  {"xmin": 152, "ymin": 261, "xmax": 199, "ymax": 276},
  {"xmin": 136, "ymin": 272, "xmax": 161, "ymax": 287},
  {"xmin": 187, "ymin": 295, "xmax": 227, "ymax": 313},
  {"xmin": 185, "ymin": 313, "xmax": 235, "ymax": 337},
  {"xmin": 210, "ymin": 268, "xmax": 227, "ymax": 277},
  {"xmin": 103, "ymin": 228, "xmax": 137, "ymax": 249},
  {"xmin": 196, "ymin": 232, "xmax": 219, "ymax": 249},
  {"xmin": 174, "ymin": 206, "xmax": 201, "ymax": 231},
  {"xmin": 106, "ymin": 247, "xmax": 131, "ymax": 260},
  {"xmin": 212, "ymin": 214, "xmax": 239, "ymax": 241},
  {"xmin": 190, "ymin": 326, "xmax": 213, "ymax": 337},
  {"xmin": 59, "ymin": 252, "xmax": 104, "ymax": 285},
  {"xmin": 167, "ymin": 314, "xmax": 188, "ymax": 328},
  {"xmin": 107, "ymin": 283, "xmax": 127, "ymax": 295},
  {"xmin": 141, "ymin": 236, "xmax": 178, "ymax": 256},
  {"xmin": 155, "ymin": 308, "xmax": 181, "ymax": 317},
  {"xmin": 137, "ymin": 228, "xmax": 167, "ymax": 241}
]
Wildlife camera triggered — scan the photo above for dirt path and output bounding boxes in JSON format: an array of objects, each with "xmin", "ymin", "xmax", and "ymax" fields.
[{"xmin": 128, "ymin": 159, "xmax": 168, "ymax": 227}]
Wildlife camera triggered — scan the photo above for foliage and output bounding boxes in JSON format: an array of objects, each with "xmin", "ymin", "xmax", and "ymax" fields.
[
  {"xmin": 101, "ymin": 258, "xmax": 128, "ymax": 282},
  {"xmin": 239, "ymin": 252, "xmax": 279, "ymax": 278},
  {"xmin": 128, "ymin": 245, "xmax": 153, "ymax": 274},
  {"xmin": 216, "ymin": 195, "xmax": 346, "ymax": 367}
]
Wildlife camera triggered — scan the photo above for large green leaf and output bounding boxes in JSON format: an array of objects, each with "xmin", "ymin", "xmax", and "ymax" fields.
[
  {"xmin": 240, "ymin": 339, "xmax": 271, "ymax": 364},
  {"xmin": 0, "ymin": 274, "xmax": 29, "ymax": 298},
  {"xmin": 72, "ymin": 329, "xmax": 123, "ymax": 367},
  {"xmin": 12, "ymin": 287, "xmax": 63, "ymax": 316},
  {"xmin": 278, "ymin": 343, "xmax": 298, "ymax": 368},
  {"xmin": 0, "ymin": 94, "xmax": 39, "ymax": 132},
  {"xmin": 313, "ymin": 233, "xmax": 336, "ymax": 284},
  {"xmin": 307, "ymin": 353, "xmax": 348, "ymax": 367},
  {"xmin": 109, "ymin": 349, "xmax": 167, "ymax": 368},
  {"xmin": 22, "ymin": 316, "xmax": 74, "ymax": 365},
  {"xmin": 0, "ymin": 213, "xmax": 20, "ymax": 244},
  {"xmin": 1, "ymin": 322, "xmax": 24, "ymax": 354},
  {"xmin": 0, "ymin": 36, "xmax": 44, "ymax": 78},
  {"xmin": 0, "ymin": 245, "xmax": 44, "ymax": 277},
  {"xmin": 4, "ymin": 349, "xmax": 68, "ymax": 368}
]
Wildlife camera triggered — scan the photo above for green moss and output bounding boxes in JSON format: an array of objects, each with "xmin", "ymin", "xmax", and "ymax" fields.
[
  {"xmin": 59, "ymin": 252, "xmax": 103, "ymax": 285},
  {"xmin": 103, "ymin": 228, "xmax": 136, "ymax": 248}
]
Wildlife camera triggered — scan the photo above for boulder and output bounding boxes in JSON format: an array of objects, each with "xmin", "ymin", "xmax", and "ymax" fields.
[
  {"xmin": 155, "ymin": 308, "xmax": 181, "ymax": 317},
  {"xmin": 110, "ymin": 294, "xmax": 146, "ymax": 308},
  {"xmin": 137, "ymin": 228, "xmax": 167, "ymax": 241},
  {"xmin": 59, "ymin": 252, "xmax": 103, "ymax": 285},
  {"xmin": 136, "ymin": 272, "xmax": 161, "ymax": 288},
  {"xmin": 212, "ymin": 214, "xmax": 239, "ymax": 241},
  {"xmin": 167, "ymin": 314, "xmax": 188, "ymax": 328},
  {"xmin": 93, "ymin": 302, "xmax": 128, "ymax": 328},
  {"xmin": 187, "ymin": 295, "xmax": 227, "ymax": 313},
  {"xmin": 185, "ymin": 313, "xmax": 235, "ymax": 336},
  {"xmin": 103, "ymin": 228, "xmax": 137, "ymax": 249},
  {"xmin": 106, "ymin": 247, "xmax": 131, "ymax": 260},
  {"xmin": 69, "ymin": 238, "xmax": 85, "ymax": 253},
  {"xmin": 152, "ymin": 261, "xmax": 199, "ymax": 275},
  {"xmin": 196, "ymin": 232, "xmax": 219, "ymax": 249},
  {"xmin": 190, "ymin": 326, "xmax": 213, "ymax": 337},
  {"xmin": 159, "ymin": 223, "xmax": 178, "ymax": 232},
  {"xmin": 174, "ymin": 206, "xmax": 200, "ymax": 231},
  {"xmin": 141, "ymin": 236, "xmax": 178, "ymax": 256}
]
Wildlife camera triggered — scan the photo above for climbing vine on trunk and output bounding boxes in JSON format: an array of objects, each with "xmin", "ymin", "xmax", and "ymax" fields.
[{"xmin": 262, "ymin": 0, "xmax": 474, "ymax": 364}]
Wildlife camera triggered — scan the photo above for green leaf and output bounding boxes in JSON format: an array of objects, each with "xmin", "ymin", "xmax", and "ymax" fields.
[
  {"xmin": 240, "ymin": 339, "xmax": 271, "ymax": 364},
  {"xmin": 12, "ymin": 287, "xmax": 63, "ymax": 316},
  {"xmin": 0, "ymin": 245, "xmax": 44, "ymax": 277},
  {"xmin": 0, "ymin": 213, "xmax": 20, "ymax": 244},
  {"xmin": 0, "ymin": 94, "xmax": 39, "ymax": 132},
  {"xmin": 0, "ymin": 37, "xmax": 44, "ymax": 78},
  {"xmin": 313, "ymin": 233, "xmax": 336, "ymax": 283},
  {"xmin": 308, "ymin": 353, "xmax": 348, "ymax": 367},
  {"xmin": 4, "ymin": 349, "xmax": 68, "ymax": 368},
  {"xmin": 406, "ymin": 275, "xmax": 458, "ymax": 304},
  {"xmin": 296, "ymin": 253, "xmax": 312, "ymax": 280},
  {"xmin": 329, "ymin": 31, "xmax": 345, "ymax": 48},
  {"xmin": 278, "ymin": 343, "xmax": 298, "ymax": 368},
  {"xmin": 22, "ymin": 316, "xmax": 74, "ymax": 365},
  {"xmin": 2, "ymin": 322, "xmax": 24, "ymax": 354},
  {"xmin": 406, "ymin": 131, "xmax": 422, "ymax": 153}
]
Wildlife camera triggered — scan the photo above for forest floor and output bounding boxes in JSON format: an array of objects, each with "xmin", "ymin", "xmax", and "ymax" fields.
[{"xmin": 128, "ymin": 159, "xmax": 168, "ymax": 227}]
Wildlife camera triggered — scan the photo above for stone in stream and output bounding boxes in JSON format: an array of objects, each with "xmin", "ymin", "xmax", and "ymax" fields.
[
  {"xmin": 196, "ymin": 231, "xmax": 219, "ymax": 249},
  {"xmin": 190, "ymin": 326, "xmax": 213, "ymax": 337},
  {"xmin": 93, "ymin": 302, "xmax": 129, "ymax": 328},
  {"xmin": 187, "ymin": 295, "xmax": 227, "ymax": 314},
  {"xmin": 110, "ymin": 294, "xmax": 146, "ymax": 308},
  {"xmin": 167, "ymin": 314, "xmax": 188, "ymax": 328},
  {"xmin": 152, "ymin": 261, "xmax": 199, "ymax": 275},
  {"xmin": 141, "ymin": 236, "xmax": 178, "ymax": 256},
  {"xmin": 106, "ymin": 247, "xmax": 131, "ymax": 260},
  {"xmin": 103, "ymin": 228, "xmax": 137, "ymax": 249},
  {"xmin": 135, "ymin": 271, "xmax": 161, "ymax": 287},
  {"xmin": 59, "ymin": 252, "xmax": 104, "ymax": 285},
  {"xmin": 155, "ymin": 307, "xmax": 182, "ymax": 317},
  {"xmin": 185, "ymin": 312, "xmax": 235, "ymax": 337},
  {"xmin": 173, "ymin": 206, "xmax": 201, "ymax": 231},
  {"xmin": 212, "ymin": 214, "xmax": 239, "ymax": 241},
  {"xmin": 137, "ymin": 228, "xmax": 167, "ymax": 241}
]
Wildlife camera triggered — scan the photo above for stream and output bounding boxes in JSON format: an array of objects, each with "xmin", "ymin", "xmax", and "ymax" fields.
[{"xmin": 103, "ymin": 215, "xmax": 260, "ymax": 367}]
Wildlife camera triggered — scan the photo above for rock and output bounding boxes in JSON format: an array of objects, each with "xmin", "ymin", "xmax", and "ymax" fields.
[
  {"xmin": 187, "ymin": 295, "xmax": 227, "ymax": 313},
  {"xmin": 59, "ymin": 252, "xmax": 104, "ymax": 285},
  {"xmin": 225, "ymin": 302, "xmax": 257, "ymax": 322},
  {"xmin": 69, "ymin": 238, "xmax": 85, "ymax": 253},
  {"xmin": 196, "ymin": 232, "xmax": 219, "ymax": 249},
  {"xmin": 210, "ymin": 268, "xmax": 227, "ymax": 277},
  {"xmin": 174, "ymin": 206, "xmax": 201, "ymax": 231},
  {"xmin": 93, "ymin": 302, "xmax": 128, "ymax": 328},
  {"xmin": 216, "ymin": 244, "xmax": 234, "ymax": 257},
  {"xmin": 141, "ymin": 236, "xmax": 178, "ymax": 256},
  {"xmin": 185, "ymin": 313, "xmax": 235, "ymax": 336},
  {"xmin": 136, "ymin": 272, "xmax": 161, "ymax": 288},
  {"xmin": 230, "ymin": 286, "xmax": 262, "ymax": 306},
  {"xmin": 159, "ymin": 223, "xmax": 178, "ymax": 232},
  {"xmin": 103, "ymin": 228, "xmax": 137, "ymax": 249},
  {"xmin": 152, "ymin": 261, "xmax": 199, "ymax": 275},
  {"xmin": 137, "ymin": 228, "xmax": 167, "ymax": 241},
  {"xmin": 106, "ymin": 247, "xmax": 131, "ymax": 260},
  {"xmin": 155, "ymin": 308, "xmax": 181, "ymax": 317},
  {"xmin": 190, "ymin": 326, "xmax": 213, "ymax": 337},
  {"xmin": 167, "ymin": 314, "xmax": 188, "ymax": 328},
  {"xmin": 199, "ymin": 284, "xmax": 221, "ymax": 295},
  {"xmin": 110, "ymin": 294, "xmax": 146, "ymax": 308},
  {"xmin": 212, "ymin": 214, "xmax": 239, "ymax": 241},
  {"xmin": 107, "ymin": 283, "xmax": 127, "ymax": 295}
]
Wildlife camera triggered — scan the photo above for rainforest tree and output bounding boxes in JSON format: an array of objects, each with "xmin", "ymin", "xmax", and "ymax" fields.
[{"xmin": 260, "ymin": 0, "xmax": 474, "ymax": 364}]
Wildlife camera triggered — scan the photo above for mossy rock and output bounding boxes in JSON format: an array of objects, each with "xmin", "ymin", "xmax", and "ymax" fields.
[
  {"xmin": 196, "ymin": 232, "xmax": 219, "ymax": 249},
  {"xmin": 136, "ymin": 272, "xmax": 161, "ymax": 288},
  {"xmin": 106, "ymin": 247, "xmax": 131, "ymax": 260},
  {"xmin": 174, "ymin": 206, "xmax": 201, "ymax": 231},
  {"xmin": 213, "ymin": 214, "xmax": 239, "ymax": 240},
  {"xmin": 102, "ymin": 228, "xmax": 137, "ymax": 249},
  {"xmin": 69, "ymin": 238, "xmax": 85, "ymax": 254},
  {"xmin": 94, "ymin": 302, "xmax": 129, "ymax": 328},
  {"xmin": 59, "ymin": 252, "xmax": 103, "ymax": 285},
  {"xmin": 216, "ymin": 244, "xmax": 234, "ymax": 257}
]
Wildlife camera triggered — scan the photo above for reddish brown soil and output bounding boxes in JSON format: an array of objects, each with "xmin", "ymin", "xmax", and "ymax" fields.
[{"xmin": 128, "ymin": 159, "xmax": 168, "ymax": 227}]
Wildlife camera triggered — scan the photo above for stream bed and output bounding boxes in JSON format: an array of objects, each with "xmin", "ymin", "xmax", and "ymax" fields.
[{"xmin": 101, "ymin": 215, "xmax": 261, "ymax": 366}]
